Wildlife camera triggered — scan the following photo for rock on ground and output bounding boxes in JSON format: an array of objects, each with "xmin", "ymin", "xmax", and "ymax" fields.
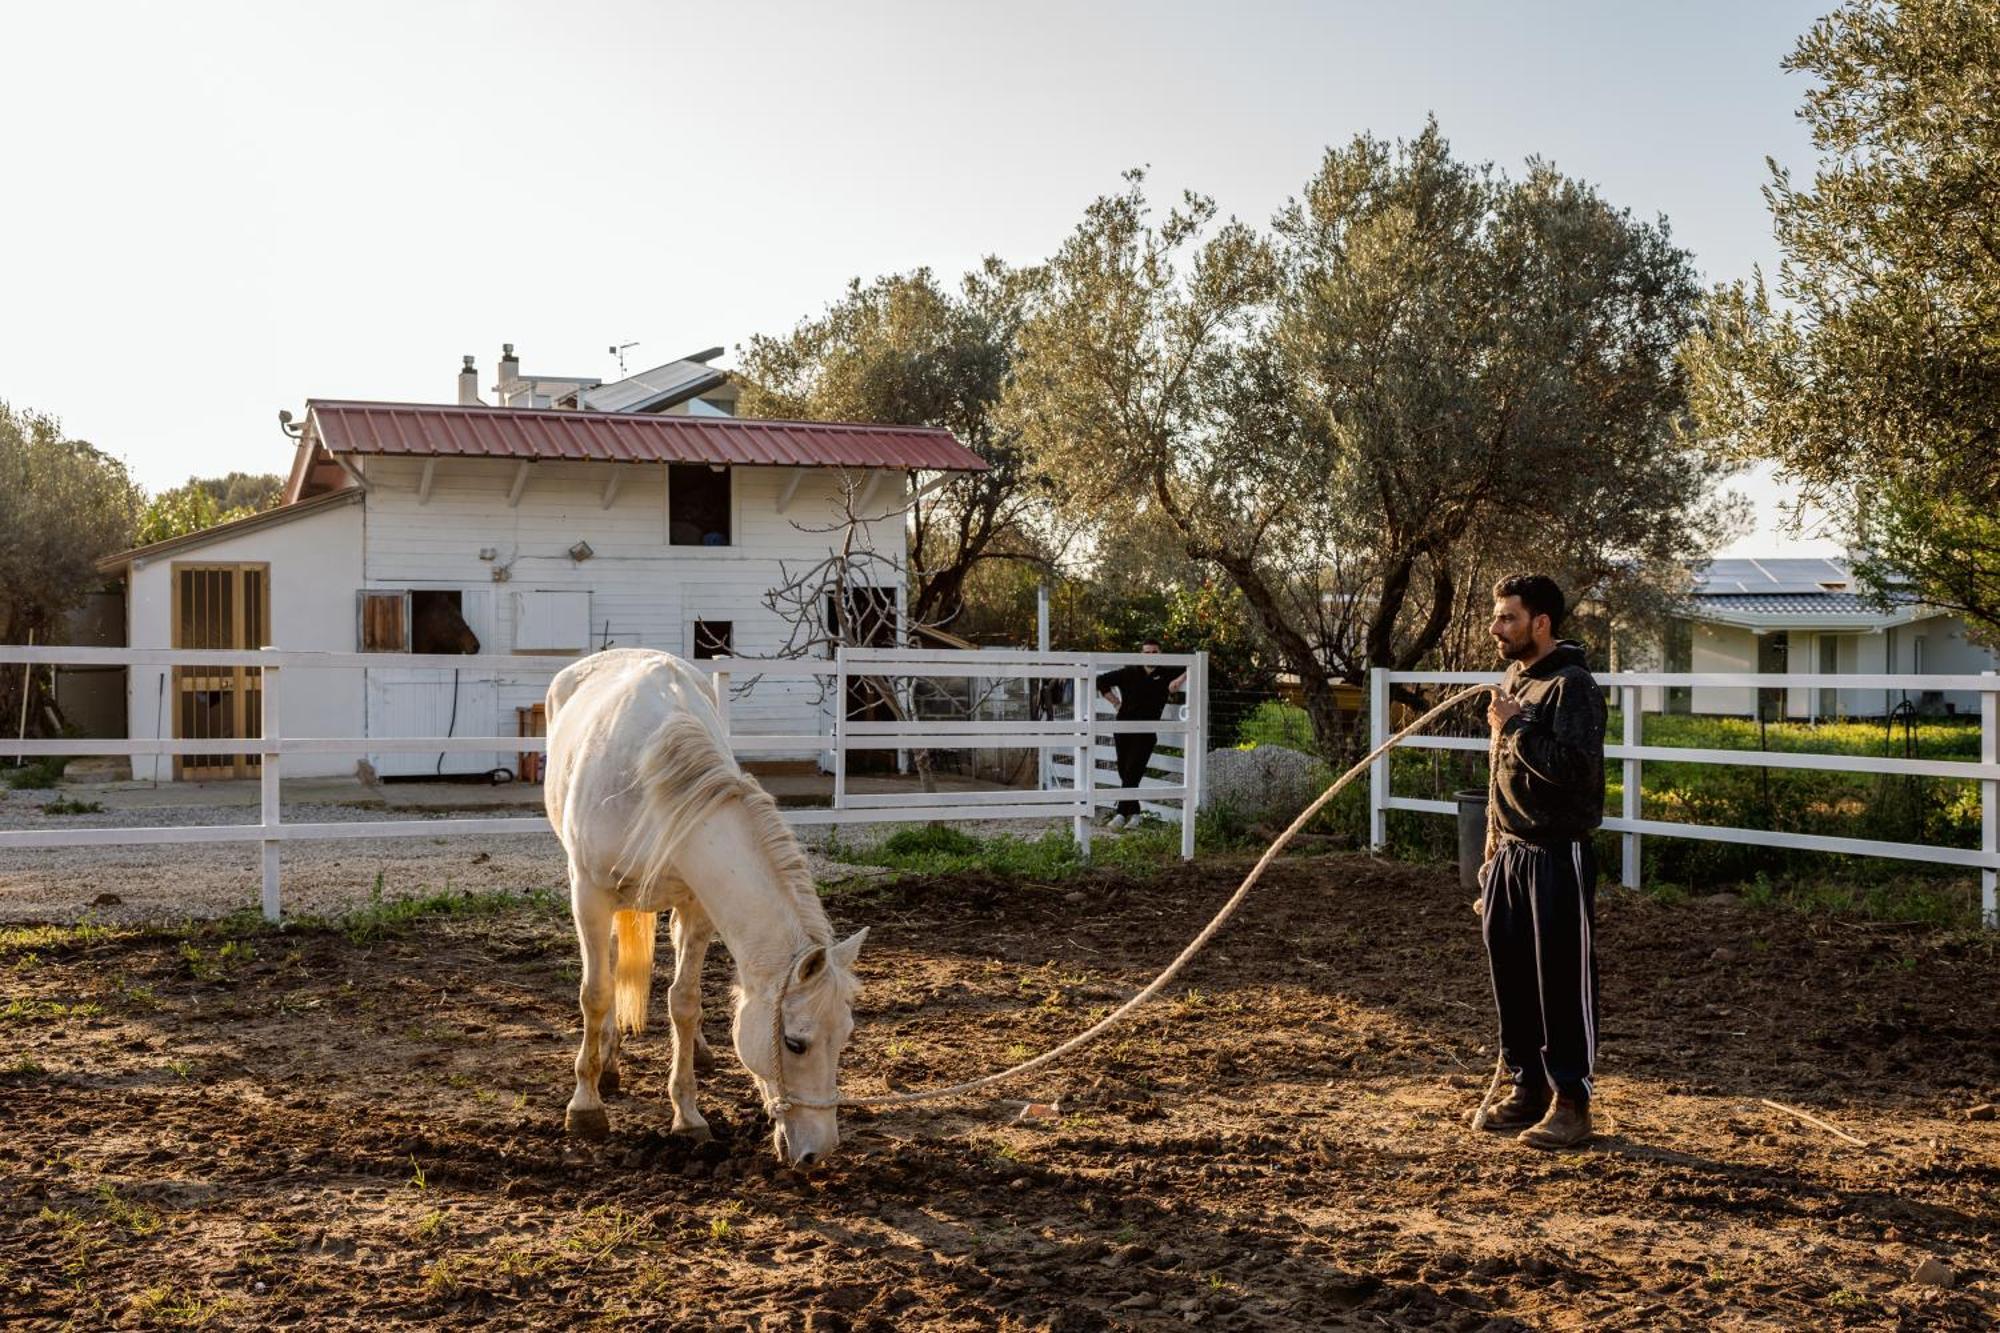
[{"xmin": 1200, "ymin": 744, "xmax": 1324, "ymax": 821}]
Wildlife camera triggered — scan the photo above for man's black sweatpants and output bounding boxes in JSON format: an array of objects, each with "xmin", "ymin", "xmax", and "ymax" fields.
[
  {"xmin": 1112, "ymin": 731, "xmax": 1157, "ymax": 819},
  {"xmin": 1481, "ymin": 837, "xmax": 1599, "ymax": 1102}
]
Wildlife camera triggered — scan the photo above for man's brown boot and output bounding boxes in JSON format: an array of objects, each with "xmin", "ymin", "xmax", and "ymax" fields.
[
  {"xmin": 1472, "ymin": 1083, "xmax": 1549, "ymax": 1132},
  {"xmin": 1517, "ymin": 1094, "xmax": 1593, "ymax": 1149}
]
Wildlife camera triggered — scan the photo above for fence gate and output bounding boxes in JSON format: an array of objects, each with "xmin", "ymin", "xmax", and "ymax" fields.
[{"xmin": 829, "ymin": 647, "xmax": 1207, "ymax": 859}]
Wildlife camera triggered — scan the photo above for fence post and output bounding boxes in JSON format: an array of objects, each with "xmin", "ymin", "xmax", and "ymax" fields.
[
  {"xmin": 1368, "ymin": 668, "xmax": 1389, "ymax": 849},
  {"xmin": 1181, "ymin": 652, "xmax": 1207, "ymax": 861},
  {"xmin": 1037, "ymin": 587, "xmax": 1052, "ymax": 794},
  {"xmin": 259, "ymin": 648, "xmax": 282, "ymax": 923},
  {"xmin": 1073, "ymin": 664, "xmax": 1092, "ymax": 857},
  {"xmin": 832, "ymin": 647, "xmax": 847, "ymax": 812},
  {"xmin": 1621, "ymin": 683, "xmax": 1641, "ymax": 891},
  {"xmin": 1983, "ymin": 670, "xmax": 1996, "ymax": 929}
]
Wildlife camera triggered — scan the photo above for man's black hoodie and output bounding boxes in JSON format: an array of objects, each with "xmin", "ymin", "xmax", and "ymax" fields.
[{"xmin": 1488, "ymin": 639, "xmax": 1606, "ymax": 846}]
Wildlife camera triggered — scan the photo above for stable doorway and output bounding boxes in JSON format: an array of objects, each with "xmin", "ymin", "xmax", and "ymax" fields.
[{"xmin": 171, "ymin": 563, "xmax": 269, "ymax": 780}]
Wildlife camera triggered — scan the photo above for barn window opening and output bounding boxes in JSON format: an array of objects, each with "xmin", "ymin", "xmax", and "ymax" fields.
[
  {"xmin": 669, "ymin": 464, "xmax": 731, "ymax": 546},
  {"xmin": 691, "ymin": 620, "xmax": 733, "ymax": 659},
  {"xmin": 411, "ymin": 590, "xmax": 479, "ymax": 654}
]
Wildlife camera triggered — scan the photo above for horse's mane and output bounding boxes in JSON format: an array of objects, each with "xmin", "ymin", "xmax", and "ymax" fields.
[{"xmin": 619, "ymin": 710, "xmax": 828, "ymax": 941}]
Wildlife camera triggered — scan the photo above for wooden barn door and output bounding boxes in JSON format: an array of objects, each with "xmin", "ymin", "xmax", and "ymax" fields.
[{"xmin": 172, "ymin": 564, "xmax": 269, "ymax": 780}]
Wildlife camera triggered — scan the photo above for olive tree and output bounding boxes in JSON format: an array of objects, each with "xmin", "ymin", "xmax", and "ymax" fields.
[
  {"xmin": 1010, "ymin": 127, "xmax": 1739, "ymax": 755},
  {"xmin": 1684, "ymin": 0, "xmax": 2000, "ymax": 641}
]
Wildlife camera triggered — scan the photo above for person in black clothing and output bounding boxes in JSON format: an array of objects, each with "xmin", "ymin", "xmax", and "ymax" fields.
[
  {"xmin": 1476, "ymin": 574, "xmax": 1606, "ymax": 1150},
  {"xmin": 1095, "ymin": 638, "xmax": 1186, "ymax": 829}
]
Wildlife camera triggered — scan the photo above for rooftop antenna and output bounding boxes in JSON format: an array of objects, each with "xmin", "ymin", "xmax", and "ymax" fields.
[{"xmin": 609, "ymin": 341, "xmax": 639, "ymax": 375}]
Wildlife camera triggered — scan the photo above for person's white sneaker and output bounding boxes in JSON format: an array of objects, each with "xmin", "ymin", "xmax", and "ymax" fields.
[{"xmin": 1107, "ymin": 814, "xmax": 1128, "ymax": 830}]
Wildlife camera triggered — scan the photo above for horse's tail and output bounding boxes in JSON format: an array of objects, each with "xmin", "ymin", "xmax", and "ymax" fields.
[{"xmin": 613, "ymin": 908, "xmax": 658, "ymax": 1035}]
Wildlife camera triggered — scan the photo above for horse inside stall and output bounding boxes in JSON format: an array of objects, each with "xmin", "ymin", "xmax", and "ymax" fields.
[{"xmin": 543, "ymin": 648, "xmax": 867, "ymax": 1163}]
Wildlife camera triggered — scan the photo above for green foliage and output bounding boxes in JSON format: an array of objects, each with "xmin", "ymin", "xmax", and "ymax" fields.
[
  {"xmin": 830, "ymin": 818, "xmax": 1243, "ymax": 879},
  {"xmin": 135, "ymin": 488, "xmax": 243, "ymax": 546},
  {"xmin": 4, "ymin": 756, "xmax": 70, "ymax": 789},
  {"xmin": 188, "ymin": 471, "xmax": 284, "ymax": 514},
  {"xmin": 737, "ymin": 265, "xmax": 1048, "ymax": 631},
  {"xmin": 39, "ymin": 798, "xmax": 103, "ymax": 815},
  {"xmin": 134, "ymin": 472, "xmax": 286, "ymax": 547},
  {"xmin": 0, "ymin": 401, "xmax": 140, "ymax": 660},
  {"xmin": 1008, "ymin": 131, "xmax": 1737, "ymax": 760},
  {"xmin": 1235, "ymin": 699, "xmax": 1317, "ymax": 752},
  {"xmin": 316, "ymin": 885, "xmax": 566, "ymax": 945},
  {"xmin": 1684, "ymin": 0, "xmax": 2000, "ymax": 641}
]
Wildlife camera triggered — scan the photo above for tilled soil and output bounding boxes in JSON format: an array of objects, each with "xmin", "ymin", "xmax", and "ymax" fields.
[{"xmin": 2, "ymin": 854, "xmax": 1996, "ymax": 1330}]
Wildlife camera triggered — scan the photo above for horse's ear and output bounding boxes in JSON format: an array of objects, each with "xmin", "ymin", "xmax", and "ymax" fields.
[
  {"xmin": 793, "ymin": 945, "xmax": 828, "ymax": 987},
  {"xmin": 829, "ymin": 927, "xmax": 868, "ymax": 972}
]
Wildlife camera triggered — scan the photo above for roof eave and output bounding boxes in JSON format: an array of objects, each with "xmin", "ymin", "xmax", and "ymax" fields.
[{"xmin": 95, "ymin": 489, "xmax": 364, "ymax": 575}]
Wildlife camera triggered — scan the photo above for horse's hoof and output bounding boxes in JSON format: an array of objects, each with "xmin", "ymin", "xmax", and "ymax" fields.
[
  {"xmin": 693, "ymin": 1044, "xmax": 717, "ymax": 1075},
  {"xmin": 598, "ymin": 1066, "xmax": 621, "ymax": 1097},
  {"xmin": 670, "ymin": 1119, "xmax": 711, "ymax": 1142},
  {"xmin": 565, "ymin": 1106, "xmax": 610, "ymax": 1140}
]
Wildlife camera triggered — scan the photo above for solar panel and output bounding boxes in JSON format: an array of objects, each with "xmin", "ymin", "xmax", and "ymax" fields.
[{"xmin": 1694, "ymin": 557, "xmax": 1849, "ymax": 595}]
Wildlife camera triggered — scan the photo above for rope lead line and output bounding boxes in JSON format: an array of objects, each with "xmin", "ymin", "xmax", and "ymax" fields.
[{"xmin": 768, "ymin": 682, "xmax": 1497, "ymax": 1114}]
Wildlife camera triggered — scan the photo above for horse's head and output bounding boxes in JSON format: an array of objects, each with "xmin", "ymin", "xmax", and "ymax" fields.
[{"xmin": 734, "ymin": 927, "xmax": 867, "ymax": 1164}]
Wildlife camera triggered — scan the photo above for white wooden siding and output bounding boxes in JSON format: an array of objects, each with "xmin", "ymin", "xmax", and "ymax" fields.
[{"xmin": 357, "ymin": 456, "xmax": 907, "ymax": 755}]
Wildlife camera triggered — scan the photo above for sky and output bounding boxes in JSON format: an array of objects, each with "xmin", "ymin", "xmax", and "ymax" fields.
[{"xmin": 2, "ymin": 0, "xmax": 1840, "ymax": 556}]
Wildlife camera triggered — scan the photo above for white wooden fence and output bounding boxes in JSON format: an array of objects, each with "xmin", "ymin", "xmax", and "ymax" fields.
[
  {"xmin": 0, "ymin": 645, "xmax": 1208, "ymax": 922},
  {"xmin": 1370, "ymin": 668, "xmax": 2000, "ymax": 928}
]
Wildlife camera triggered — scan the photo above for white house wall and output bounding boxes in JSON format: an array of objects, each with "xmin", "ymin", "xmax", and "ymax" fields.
[
  {"xmin": 1689, "ymin": 623, "xmax": 1756, "ymax": 716},
  {"xmin": 356, "ymin": 457, "xmax": 908, "ymax": 757},
  {"xmin": 1668, "ymin": 614, "xmax": 1997, "ymax": 721},
  {"xmin": 126, "ymin": 501, "xmax": 365, "ymax": 780}
]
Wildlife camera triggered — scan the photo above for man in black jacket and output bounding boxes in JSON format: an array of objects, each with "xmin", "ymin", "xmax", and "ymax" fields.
[
  {"xmin": 1095, "ymin": 639, "xmax": 1186, "ymax": 829},
  {"xmin": 1476, "ymin": 574, "xmax": 1606, "ymax": 1149}
]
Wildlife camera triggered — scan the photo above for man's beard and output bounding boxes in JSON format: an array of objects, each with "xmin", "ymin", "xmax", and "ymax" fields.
[{"xmin": 1494, "ymin": 632, "xmax": 1535, "ymax": 661}]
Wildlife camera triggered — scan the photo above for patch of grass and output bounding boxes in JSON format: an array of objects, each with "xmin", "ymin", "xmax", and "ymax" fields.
[
  {"xmin": 422, "ymin": 1254, "xmax": 466, "ymax": 1298},
  {"xmin": 39, "ymin": 798, "xmax": 103, "ymax": 815},
  {"xmin": 38, "ymin": 1205, "xmax": 95, "ymax": 1280},
  {"xmin": 878, "ymin": 824, "xmax": 982, "ymax": 859},
  {"xmin": 98, "ymin": 1185, "xmax": 161, "ymax": 1236},
  {"xmin": 307, "ymin": 885, "xmax": 566, "ymax": 946},
  {"xmin": 1, "ymin": 996, "xmax": 105, "ymax": 1025},
  {"xmin": 2, "ymin": 756, "xmax": 69, "ymax": 789},
  {"xmin": 566, "ymin": 1205, "xmax": 650, "ymax": 1262},
  {"xmin": 0, "ymin": 920, "xmax": 114, "ymax": 957},
  {"xmin": 411, "ymin": 1209, "xmax": 449, "ymax": 1244},
  {"xmin": 9, "ymin": 1053, "xmax": 47, "ymax": 1077}
]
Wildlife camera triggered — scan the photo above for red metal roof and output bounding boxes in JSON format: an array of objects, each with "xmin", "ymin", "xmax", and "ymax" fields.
[{"xmin": 306, "ymin": 400, "xmax": 987, "ymax": 472}]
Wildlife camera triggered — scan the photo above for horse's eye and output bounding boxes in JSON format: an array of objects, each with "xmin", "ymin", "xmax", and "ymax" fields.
[{"xmin": 784, "ymin": 1036, "xmax": 808, "ymax": 1056}]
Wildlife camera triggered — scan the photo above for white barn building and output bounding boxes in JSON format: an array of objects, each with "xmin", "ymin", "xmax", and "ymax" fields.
[{"xmin": 98, "ymin": 352, "xmax": 984, "ymax": 781}]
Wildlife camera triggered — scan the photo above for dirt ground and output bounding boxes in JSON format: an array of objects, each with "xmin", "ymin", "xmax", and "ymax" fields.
[{"xmin": 2, "ymin": 853, "xmax": 1996, "ymax": 1330}]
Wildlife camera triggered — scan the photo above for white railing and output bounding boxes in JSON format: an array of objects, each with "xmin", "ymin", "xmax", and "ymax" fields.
[
  {"xmin": 1369, "ymin": 668, "xmax": 2000, "ymax": 928},
  {"xmin": 836, "ymin": 646, "xmax": 1207, "ymax": 860},
  {"xmin": 0, "ymin": 644, "xmax": 1209, "ymax": 922}
]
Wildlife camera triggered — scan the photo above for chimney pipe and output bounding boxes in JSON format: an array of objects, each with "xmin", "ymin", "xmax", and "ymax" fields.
[
  {"xmin": 457, "ymin": 355, "xmax": 482, "ymax": 406},
  {"xmin": 497, "ymin": 343, "xmax": 520, "ymax": 403}
]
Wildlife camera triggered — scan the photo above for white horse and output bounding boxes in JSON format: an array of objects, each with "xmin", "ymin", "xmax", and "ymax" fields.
[{"xmin": 543, "ymin": 648, "xmax": 867, "ymax": 1163}]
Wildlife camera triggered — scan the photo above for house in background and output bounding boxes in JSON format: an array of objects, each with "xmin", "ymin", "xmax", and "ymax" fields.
[
  {"xmin": 94, "ymin": 347, "xmax": 985, "ymax": 781},
  {"xmin": 1646, "ymin": 557, "xmax": 1997, "ymax": 721}
]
